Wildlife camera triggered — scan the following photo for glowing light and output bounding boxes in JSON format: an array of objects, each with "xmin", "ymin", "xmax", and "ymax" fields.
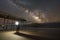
[
  {"xmin": 32, "ymin": 16, "xmax": 42, "ymax": 22},
  {"xmin": 35, "ymin": 17, "xmax": 39, "ymax": 19},
  {"xmin": 15, "ymin": 21, "xmax": 19, "ymax": 25},
  {"xmin": 33, "ymin": 16, "xmax": 39, "ymax": 20}
]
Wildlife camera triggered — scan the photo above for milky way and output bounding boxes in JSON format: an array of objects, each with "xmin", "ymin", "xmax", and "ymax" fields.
[{"xmin": 0, "ymin": 0, "xmax": 60, "ymax": 23}]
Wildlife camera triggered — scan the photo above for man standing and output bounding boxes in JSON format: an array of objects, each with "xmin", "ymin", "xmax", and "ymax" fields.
[{"xmin": 16, "ymin": 25, "xmax": 20, "ymax": 33}]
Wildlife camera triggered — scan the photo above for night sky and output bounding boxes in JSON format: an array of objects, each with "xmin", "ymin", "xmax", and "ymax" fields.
[{"xmin": 0, "ymin": 0, "xmax": 60, "ymax": 23}]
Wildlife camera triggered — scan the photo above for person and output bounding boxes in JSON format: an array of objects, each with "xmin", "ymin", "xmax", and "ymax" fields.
[{"xmin": 16, "ymin": 25, "xmax": 20, "ymax": 33}]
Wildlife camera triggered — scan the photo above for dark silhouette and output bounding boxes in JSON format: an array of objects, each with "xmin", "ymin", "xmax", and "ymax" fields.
[{"xmin": 16, "ymin": 25, "xmax": 20, "ymax": 33}]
